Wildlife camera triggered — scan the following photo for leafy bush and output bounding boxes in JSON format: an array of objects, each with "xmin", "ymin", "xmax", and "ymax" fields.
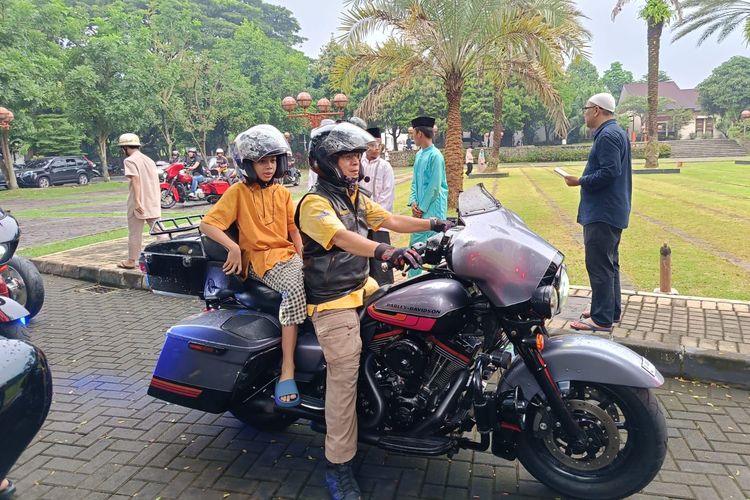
[{"xmin": 496, "ymin": 143, "xmax": 671, "ymax": 163}]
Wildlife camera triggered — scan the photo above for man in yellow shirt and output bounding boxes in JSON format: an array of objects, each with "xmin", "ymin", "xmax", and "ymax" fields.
[{"xmin": 295, "ymin": 122, "xmax": 453, "ymax": 500}]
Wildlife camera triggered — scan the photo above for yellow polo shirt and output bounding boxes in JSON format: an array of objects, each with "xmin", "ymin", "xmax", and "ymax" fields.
[{"xmin": 298, "ymin": 190, "xmax": 391, "ymax": 315}]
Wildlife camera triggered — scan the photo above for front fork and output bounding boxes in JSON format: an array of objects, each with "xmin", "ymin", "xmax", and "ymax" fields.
[{"xmin": 508, "ymin": 322, "xmax": 587, "ymax": 445}]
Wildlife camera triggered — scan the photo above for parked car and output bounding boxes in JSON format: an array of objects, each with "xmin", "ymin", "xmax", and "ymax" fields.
[
  {"xmin": 16, "ymin": 156, "xmax": 97, "ymax": 188},
  {"xmin": 0, "ymin": 166, "xmax": 6, "ymax": 189}
]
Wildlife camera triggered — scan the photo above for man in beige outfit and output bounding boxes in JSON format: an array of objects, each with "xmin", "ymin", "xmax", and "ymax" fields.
[{"xmin": 118, "ymin": 133, "xmax": 162, "ymax": 269}]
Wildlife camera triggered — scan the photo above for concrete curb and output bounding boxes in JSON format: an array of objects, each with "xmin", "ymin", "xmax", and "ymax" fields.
[{"xmin": 30, "ymin": 257, "xmax": 148, "ymax": 291}]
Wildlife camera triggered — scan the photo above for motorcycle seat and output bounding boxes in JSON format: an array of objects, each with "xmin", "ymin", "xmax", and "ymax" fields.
[{"xmin": 235, "ymin": 278, "xmax": 282, "ymax": 315}]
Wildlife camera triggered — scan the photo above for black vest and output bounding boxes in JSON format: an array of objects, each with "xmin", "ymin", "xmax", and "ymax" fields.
[{"xmin": 294, "ymin": 180, "xmax": 370, "ymax": 305}]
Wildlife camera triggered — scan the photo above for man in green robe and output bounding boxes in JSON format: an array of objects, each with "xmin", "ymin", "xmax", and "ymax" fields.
[{"xmin": 407, "ymin": 116, "xmax": 448, "ymax": 277}]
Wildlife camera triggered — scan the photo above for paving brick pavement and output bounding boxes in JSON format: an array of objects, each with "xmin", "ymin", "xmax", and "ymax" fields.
[{"xmin": 8, "ymin": 275, "xmax": 750, "ymax": 499}]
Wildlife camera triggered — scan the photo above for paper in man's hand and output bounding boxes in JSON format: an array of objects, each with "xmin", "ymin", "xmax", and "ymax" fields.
[{"xmin": 554, "ymin": 167, "xmax": 570, "ymax": 178}]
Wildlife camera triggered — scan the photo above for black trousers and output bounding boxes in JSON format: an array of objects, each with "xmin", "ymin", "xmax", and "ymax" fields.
[
  {"xmin": 368, "ymin": 230, "xmax": 394, "ymax": 285},
  {"xmin": 583, "ymin": 222, "xmax": 622, "ymax": 327},
  {"xmin": 465, "ymin": 162, "xmax": 473, "ymax": 176}
]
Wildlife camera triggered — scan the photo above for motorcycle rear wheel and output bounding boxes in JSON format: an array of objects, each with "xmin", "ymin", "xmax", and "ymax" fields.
[
  {"xmin": 161, "ymin": 188, "xmax": 176, "ymax": 209},
  {"xmin": 517, "ymin": 382, "xmax": 667, "ymax": 500},
  {"xmin": 3, "ymin": 256, "xmax": 45, "ymax": 319},
  {"xmin": 230, "ymin": 404, "xmax": 298, "ymax": 432}
]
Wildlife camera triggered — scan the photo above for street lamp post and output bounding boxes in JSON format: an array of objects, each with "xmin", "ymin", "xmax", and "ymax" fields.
[
  {"xmin": 0, "ymin": 106, "xmax": 18, "ymax": 190},
  {"xmin": 282, "ymin": 92, "xmax": 349, "ymax": 129},
  {"xmin": 741, "ymin": 109, "xmax": 750, "ymax": 136}
]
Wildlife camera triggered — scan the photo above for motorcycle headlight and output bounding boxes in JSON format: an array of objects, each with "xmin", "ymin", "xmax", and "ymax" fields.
[
  {"xmin": 531, "ymin": 285, "xmax": 557, "ymax": 319},
  {"xmin": 558, "ymin": 267, "xmax": 570, "ymax": 309}
]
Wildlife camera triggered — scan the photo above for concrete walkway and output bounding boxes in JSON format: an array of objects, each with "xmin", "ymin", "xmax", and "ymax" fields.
[{"xmin": 31, "ymin": 236, "xmax": 750, "ymax": 388}]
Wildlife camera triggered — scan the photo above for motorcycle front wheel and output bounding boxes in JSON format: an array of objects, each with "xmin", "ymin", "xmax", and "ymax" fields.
[
  {"xmin": 161, "ymin": 188, "xmax": 176, "ymax": 209},
  {"xmin": 517, "ymin": 382, "xmax": 667, "ymax": 500},
  {"xmin": 3, "ymin": 256, "xmax": 45, "ymax": 319},
  {"xmin": 0, "ymin": 321, "xmax": 30, "ymax": 341}
]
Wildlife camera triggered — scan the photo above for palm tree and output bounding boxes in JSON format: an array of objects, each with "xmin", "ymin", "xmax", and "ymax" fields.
[
  {"xmin": 488, "ymin": 0, "xmax": 590, "ymax": 152},
  {"xmin": 334, "ymin": 0, "xmax": 579, "ymax": 208},
  {"xmin": 672, "ymin": 0, "xmax": 750, "ymax": 45},
  {"xmin": 613, "ymin": 0, "xmax": 682, "ymax": 168}
]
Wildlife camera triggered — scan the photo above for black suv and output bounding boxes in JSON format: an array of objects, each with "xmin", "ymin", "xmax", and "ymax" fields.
[{"xmin": 16, "ymin": 156, "xmax": 96, "ymax": 188}]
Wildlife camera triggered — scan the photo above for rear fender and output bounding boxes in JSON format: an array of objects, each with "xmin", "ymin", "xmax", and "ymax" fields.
[
  {"xmin": 498, "ymin": 335, "xmax": 664, "ymax": 398},
  {"xmin": 0, "ymin": 295, "xmax": 29, "ymax": 322}
]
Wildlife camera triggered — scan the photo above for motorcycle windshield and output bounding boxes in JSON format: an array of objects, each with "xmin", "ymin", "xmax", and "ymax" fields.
[{"xmin": 451, "ymin": 184, "xmax": 560, "ymax": 307}]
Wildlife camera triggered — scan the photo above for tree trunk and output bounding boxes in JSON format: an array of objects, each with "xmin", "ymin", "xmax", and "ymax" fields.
[
  {"xmin": 390, "ymin": 126, "xmax": 399, "ymax": 151},
  {"xmin": 492, "ymin": 86, "xmax": 504, "ymax": 153},
  {"xmin": 98, "ymin": 133, "xmax": 111, "ymax": 182},
  {"xmin": 1, "ymin": 129, "xmax": 19, "ymax": 190},
  {"xmin": 444, "ymin": 76, "xmax": 465, "ymax": 210},
  {"xmin": 645, "ymin": 19, "xmax": 663, "ymax": 168}
]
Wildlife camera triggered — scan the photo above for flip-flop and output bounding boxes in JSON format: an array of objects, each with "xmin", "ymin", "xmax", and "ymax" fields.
[
  {"xmin": 0, "ymin": 479, "xmax": 16, "ymax": 499},
  {"xmin": 117, "ymin": 261, "xmax": 136, "ymax": 270},
  {"xmin": 570, "ymin": 319, "xmax": 613, "ymax": 333},
  {"xmin": 580, "ymin": 309, "xmax": 620, "ymax": 323},
  {"xmin": 274, "ymin": 378, "xmax": 301, "ymax": 408}
]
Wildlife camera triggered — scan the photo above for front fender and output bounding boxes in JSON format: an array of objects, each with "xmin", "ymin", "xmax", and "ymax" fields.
[
  {"xmin": 0, "ymin": 295, "xmax": 29, "ymax": 321},
  {"xmin": 498, "ymin": 335, "xmax": 663, "ymax": 398}
]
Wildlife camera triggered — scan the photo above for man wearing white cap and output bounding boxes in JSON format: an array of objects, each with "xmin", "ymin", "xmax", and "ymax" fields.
[{"xmin": 563, "ymin": 92, "xmax": 632, "ymax": 333}]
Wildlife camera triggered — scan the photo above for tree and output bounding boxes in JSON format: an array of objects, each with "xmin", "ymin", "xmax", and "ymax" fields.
[
  {"xmin": 602, "ymin": 62, "xmax": 634, "ymax": 100},
  {"xmin": 617, "ymin": 95, "xmax": 692, "ymax": 139},
  {"xmin": 697, "ymin": 56, "xmax": 750, "ymax": 121},
  {"xmin": 487, "ymin": 0, "xmax": 589, "ymax": 152},
  {"xmin": 637, "ymin": 70, "xmax": 672, "ymax": 82},
  {"xmin": 613, "ymin": 0, "xmax": 683, "ymax": 167},
  {"xmin": 673, "ymin": 0, "xmax": 750, "ymax": 45},
  {"xmin": 559, "ymin": 57, "xmax": 608, "ymax": 143},
  {"xmin": 336, "ymin": 0, "xmax": 580, "ymax": 208}
]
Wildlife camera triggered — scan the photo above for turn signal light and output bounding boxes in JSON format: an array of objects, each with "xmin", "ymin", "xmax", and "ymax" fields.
[{"xmin": 536, "ymin": 334, "xmax": 545, "ymax": 351}]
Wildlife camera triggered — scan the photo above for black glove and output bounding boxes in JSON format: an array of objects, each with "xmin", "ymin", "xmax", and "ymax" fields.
[
  {"xmin": 374, "ymin": 243, "xmax": 423, "ymax": 270},
  {"xmin": 430, "ymin": 218, "xmax": 455, "ymax": 233}
]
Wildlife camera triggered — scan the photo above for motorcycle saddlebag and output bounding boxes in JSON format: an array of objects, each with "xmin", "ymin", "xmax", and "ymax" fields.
[
  {"xmin": 141, "ymin": 236, "xmax": 207, "ymax": 297},
  {"xmin": 148, "ymin": 309, "xmax": 281, "ymax": 413}
]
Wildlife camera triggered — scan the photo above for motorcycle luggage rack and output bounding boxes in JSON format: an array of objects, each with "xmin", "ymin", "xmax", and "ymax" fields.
[{"xmin": 150, "ymin": 214, "xmax": 204, "ymax": 239}]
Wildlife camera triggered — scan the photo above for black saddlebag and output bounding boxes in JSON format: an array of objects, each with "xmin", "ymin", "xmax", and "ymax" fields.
[
  {"xmin": 148, "ymin": 309, "xmax": 282, "ymax": 412},
  {"xmin": 141, "ymin": 236, "xmax": 207, "ymax": 297}
]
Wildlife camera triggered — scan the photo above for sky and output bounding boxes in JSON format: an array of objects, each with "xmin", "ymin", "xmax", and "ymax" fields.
[{"xmin": 265, "ymin": 0, "xmax": 748, "ymax": 88}]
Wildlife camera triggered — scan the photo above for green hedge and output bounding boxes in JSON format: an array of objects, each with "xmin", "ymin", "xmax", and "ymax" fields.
[{"xmin": 496, "ymin": 143, "xmax": 671, "ymax": 163}]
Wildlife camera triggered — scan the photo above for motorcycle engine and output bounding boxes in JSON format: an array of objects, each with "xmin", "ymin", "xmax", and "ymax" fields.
[{"xmin": 377, "ymin": 334, "xmax": 473, "ymax": 430}]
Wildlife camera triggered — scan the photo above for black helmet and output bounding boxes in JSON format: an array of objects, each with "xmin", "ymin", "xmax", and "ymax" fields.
[
  {"xmin": 232, "ymin": 125, "xmax": 289, "ymax": 186},
  {"xmin": 308, "ymin": 122, "xmax": 374, "ymax": 187}
]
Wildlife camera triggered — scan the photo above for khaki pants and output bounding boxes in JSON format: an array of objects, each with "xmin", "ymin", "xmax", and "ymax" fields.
[
  {"xmin": 127, "ymin": 213, "xmax": 158, "ymax": 261},
  {"xmin": 311, "ymin": 308, "xmax": 362, "ymax": 464}
]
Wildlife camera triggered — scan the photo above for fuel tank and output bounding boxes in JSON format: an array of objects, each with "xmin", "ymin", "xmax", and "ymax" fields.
[{"xmin": 366, "ymin": 278, "xmax": 470, "ymax": 335}]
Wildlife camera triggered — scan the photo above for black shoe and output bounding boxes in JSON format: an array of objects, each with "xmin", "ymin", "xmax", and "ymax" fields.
[{"xmin": 325, "ymin": 461, "xmax": 361, "ymax": 500}]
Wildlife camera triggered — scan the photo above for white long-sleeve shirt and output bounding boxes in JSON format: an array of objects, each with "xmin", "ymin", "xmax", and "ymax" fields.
[{"xmin": 360, "ymin": 155, "xmax": 395, "ymax": 213}]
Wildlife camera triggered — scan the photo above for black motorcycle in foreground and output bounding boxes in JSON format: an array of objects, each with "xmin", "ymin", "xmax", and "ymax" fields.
[
  {"xmin": 141, "ymin": 184, "xmax": 667, "ymax": 500},
  {"xmin": 0, "ymin": 208, "xmax": 45, "ymax": 340}
]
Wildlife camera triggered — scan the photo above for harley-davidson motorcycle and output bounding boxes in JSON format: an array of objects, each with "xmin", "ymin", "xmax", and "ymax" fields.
[{"xmin": 142, "ymin": 184, "xmax": 667, "ymax": 500}]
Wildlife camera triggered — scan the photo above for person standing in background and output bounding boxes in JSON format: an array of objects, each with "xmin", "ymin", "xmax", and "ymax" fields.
[
  {"xmin": 465, "ymin": 146, "xmax": 474, "ymax": 176},
  {"xmin": 360, "ymin": 127, "xmax": 396, "ymax": 285},
  {"xmin": 117, "ymin": 133, "xmax": 162, "ymax": 270}
]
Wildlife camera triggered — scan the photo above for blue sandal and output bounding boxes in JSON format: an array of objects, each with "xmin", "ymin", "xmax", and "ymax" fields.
[{"xmin": 275, "ymin": 378, "xmax": 301, "ymax": 408}]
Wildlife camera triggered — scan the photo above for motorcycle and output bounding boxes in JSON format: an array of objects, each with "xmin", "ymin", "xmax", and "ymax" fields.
[
  {"xmin": 281, "ymin": 165, "xmax": 301, "ymax": 186},
  {"xmin": 141, "ymin": 184, "xmax": 667, "ymax": 500},
  {"xmin": 160, "ymin": 163, "xmax": 231, "ymax": 209},
  {"xmin": 0, "ymin": 208, "xmax": 45, "ymax": 340}
]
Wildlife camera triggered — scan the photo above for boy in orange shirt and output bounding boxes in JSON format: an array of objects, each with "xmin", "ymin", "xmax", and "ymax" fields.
[{"xmin": 200, "ymin": 125, "xmax": 304, "ymax": 407}]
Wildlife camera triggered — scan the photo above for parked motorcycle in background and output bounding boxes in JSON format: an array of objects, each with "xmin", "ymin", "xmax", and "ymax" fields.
[
  {"xmin": 142, "ymin": 184, "xmax": 668, "ymax": 500},
  {"xmin": 0, "ymin": 208, "xmax": 45, "ymax": 340},
  {"xmin": 160, "ymin": 162, "xmax": 231, "ymax": 209}
]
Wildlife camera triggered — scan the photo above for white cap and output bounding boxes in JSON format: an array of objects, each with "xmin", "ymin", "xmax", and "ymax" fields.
[{"xmin": 588, "ymin": 93, "xmax": 616, "ymax": 113}]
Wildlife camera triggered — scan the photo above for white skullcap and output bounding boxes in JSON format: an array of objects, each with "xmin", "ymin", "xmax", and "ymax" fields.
[{"xmin": 588, "ymin": 93, "xmax": 616, "ymax": 112}]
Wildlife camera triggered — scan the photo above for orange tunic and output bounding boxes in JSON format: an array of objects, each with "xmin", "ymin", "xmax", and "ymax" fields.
[{"xmin": 202, "ymin": 182, "xmax": 297, "ymax": 278}]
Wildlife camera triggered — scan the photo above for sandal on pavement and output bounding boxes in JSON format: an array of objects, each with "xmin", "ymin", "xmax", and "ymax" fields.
[
  {"xmin": 274, "ymin": 378, "xmax": 301, "ymax": 408},
  {"xmin": 117, "ymin": 261, "xmax": 136, "ymax": 270},
  {"xmin": 580, "ymin": 308, "xmax": 620, "ymax": 323},
  {"xmin": 570, "ymin": 319, "xmax": 613, "ymax": 333},
  {"xmin": 0, "ymin": 479, "xmax": 17, "ymax": 499}
]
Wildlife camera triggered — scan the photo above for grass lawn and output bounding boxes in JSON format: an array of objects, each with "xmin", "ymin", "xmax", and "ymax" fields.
[{"xmin": 392, "ymin": 160, "xmax": 750, "ymax": 301}]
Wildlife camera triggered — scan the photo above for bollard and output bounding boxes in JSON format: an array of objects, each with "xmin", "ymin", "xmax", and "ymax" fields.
[{"xmin": 659, "ymin": 243, "xmax": 672, "ymax": 293}]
